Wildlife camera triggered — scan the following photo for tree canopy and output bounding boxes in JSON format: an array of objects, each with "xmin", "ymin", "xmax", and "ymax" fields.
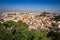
[{"xmin": 0, "ymin": 20, "xmax": 60, "ymax": 40}]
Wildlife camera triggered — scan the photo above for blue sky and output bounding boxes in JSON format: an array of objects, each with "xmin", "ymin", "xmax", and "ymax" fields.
[{"xmin": 0, "ymin": 0, "xmax": 60, "ymax": 12}]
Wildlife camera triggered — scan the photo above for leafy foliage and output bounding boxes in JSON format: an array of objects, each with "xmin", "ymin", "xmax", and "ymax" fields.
[
  {"xmin": 51, "ymin": 15, "xmax": 60, "ymax": 21},
  {"xmin": 0, "ymin": 28, "xmax": 13, "ymax": 40},
  {"xmin": 0, "ymin": 20, "xmax": 60, "ymax": 40},
  {"xmin": 3, "ymin": 20, "xmax": 17, "ymax": 28},
  {"xmin": 47, "ymin": 31, "xmax": 60, "ymax": 40}
]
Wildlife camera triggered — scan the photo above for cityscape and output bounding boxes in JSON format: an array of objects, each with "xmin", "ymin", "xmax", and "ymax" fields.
[
  {"xmin": 0, "ymin": 11, "xmax": 60, "ymax": 31},
  {"xmin": 0, "ymin": 0, "xmax": 60, "ymax": 40}
]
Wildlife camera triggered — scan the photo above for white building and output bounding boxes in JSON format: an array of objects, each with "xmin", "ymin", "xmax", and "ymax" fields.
[{"xmin": 58, "ymin": 21, "xmax": 60, "ymax": 28}]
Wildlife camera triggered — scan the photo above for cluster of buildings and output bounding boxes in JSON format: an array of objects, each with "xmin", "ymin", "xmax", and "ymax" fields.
[{"xmin": 0, "ymin": 11, "xmax": 60, "ymax": 31}]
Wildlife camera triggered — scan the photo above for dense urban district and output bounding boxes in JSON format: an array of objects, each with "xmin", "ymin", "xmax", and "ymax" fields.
[{"xmin": 0, "ymin": 11, "xmax": 60, "ymax": 40}]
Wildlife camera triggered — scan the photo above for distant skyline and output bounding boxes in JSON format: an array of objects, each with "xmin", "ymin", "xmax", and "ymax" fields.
[{"xmin": 0, "ymin": 0, "xmax": 60, "ymax": 12}]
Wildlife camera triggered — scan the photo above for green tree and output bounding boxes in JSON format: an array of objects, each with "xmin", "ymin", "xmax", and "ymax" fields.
[
  {"xmin": 0, "ymin": 28, "xmax": 13, "ymax": 40},
  {"xmin": 47, "ymin": 31, "xmax": 60, "ymax": 40},
  {"xmin": 51, "ymin": 15, "xmax": 60, "ymax": 21},
  {"xmin": 32, "ymin": 29, "xmax": 51, "ymax": 40},
  {"xmin": 17, "ymin": 20, "xmax": 28, "ymax": 29},
  {"xmin": 0, "ymin": 22, "xmax": 3, "ymax": 29},
  {"xmin": 12, "ymin": 20, "xmax": 29, "ymax": 40},
  {"xmin": 28, "ymin": 29, "xmax": 51, "ymax": 40},
  {"xmin": 14, "ymin": 28, "xmax": 29, "ymax": 40},
  {"xmin": 3, "ymin": 20, "xmax": 17, "ymax": 29}
]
